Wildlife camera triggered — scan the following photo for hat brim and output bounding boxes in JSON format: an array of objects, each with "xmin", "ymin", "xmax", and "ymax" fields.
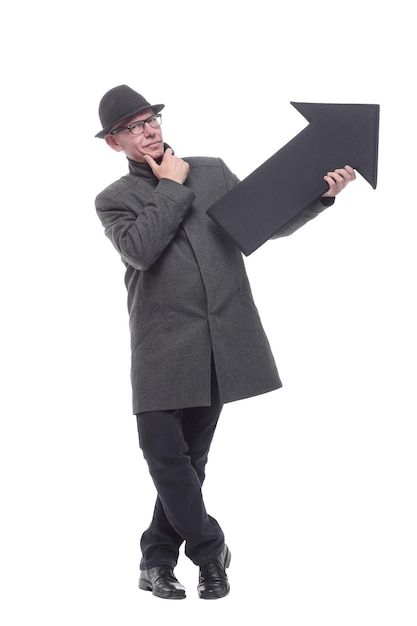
[{"xmin": 95, "ymin": 103, "xmax": 165, "ymax": 138}]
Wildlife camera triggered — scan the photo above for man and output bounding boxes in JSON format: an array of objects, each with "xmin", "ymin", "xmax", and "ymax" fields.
[{"xmin": 95, "ymin": 84, "xmax": 355, "ymax": 600}]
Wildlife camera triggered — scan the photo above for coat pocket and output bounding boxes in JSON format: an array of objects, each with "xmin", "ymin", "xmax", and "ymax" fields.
[{"xmin": 131, "ymin": 304, "xmax": 170, "ymax": 347}]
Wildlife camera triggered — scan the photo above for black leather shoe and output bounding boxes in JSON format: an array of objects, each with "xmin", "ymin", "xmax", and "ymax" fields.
[
  {"xmin": 198, "ymin": 545, "xmax": 231, "ymax": 599},
  {"xmin": 139, "ymin": 566, "xmax": 186, "ymax": 599}
]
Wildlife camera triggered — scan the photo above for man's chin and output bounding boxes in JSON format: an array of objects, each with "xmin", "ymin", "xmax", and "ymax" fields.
[
  {"xmin": 148, "ymin": 148, "xmax": 164, "ymax": 164},
  {"xmin": 146, "ymin": 145, "xmax": 164, "ymax": 157}
]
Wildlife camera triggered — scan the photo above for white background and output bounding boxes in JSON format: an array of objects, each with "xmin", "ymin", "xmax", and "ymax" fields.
[{"xmin": 1, "ymin": 1, "xmax": 416, "ymax": 624}]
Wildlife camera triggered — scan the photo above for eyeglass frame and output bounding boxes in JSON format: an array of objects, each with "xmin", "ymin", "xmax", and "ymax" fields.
[{"xmin": 110, "ymin": 113, "xmax": 162, "ymax": 136}]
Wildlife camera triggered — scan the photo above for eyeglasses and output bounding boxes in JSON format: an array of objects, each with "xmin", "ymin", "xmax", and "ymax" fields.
[{"xmin": 110, "ymin": 113, "xmax": 162, "ymax": 136}]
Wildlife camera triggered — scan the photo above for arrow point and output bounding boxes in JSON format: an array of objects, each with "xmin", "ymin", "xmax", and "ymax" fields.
[{"xmin": 290, "ymin": 101, "xmax": 379, "ymax": 189}]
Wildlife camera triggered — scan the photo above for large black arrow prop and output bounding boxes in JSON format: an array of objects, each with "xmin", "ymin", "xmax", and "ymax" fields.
[{"xmin": 207, "ymin": 102, "xmax": 380, "ymax": 256}]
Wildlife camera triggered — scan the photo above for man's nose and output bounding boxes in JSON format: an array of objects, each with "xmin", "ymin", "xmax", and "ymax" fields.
[{"xmin": 143, "ymin": 121, "xmax": 155, "ymax": 134}]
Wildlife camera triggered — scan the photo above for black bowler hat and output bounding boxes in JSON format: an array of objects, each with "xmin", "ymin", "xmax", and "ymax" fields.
[{"xmin": 95, "ymin": 85, "xmax": 164, "ymax": 138}]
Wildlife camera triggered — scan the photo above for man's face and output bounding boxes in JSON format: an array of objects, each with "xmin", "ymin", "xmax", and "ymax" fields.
[{"xmin": 105, "ymin": 108, "xmax": 164, "ymax": 163}]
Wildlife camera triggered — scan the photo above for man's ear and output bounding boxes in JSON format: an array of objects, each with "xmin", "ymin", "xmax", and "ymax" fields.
[{"xmin": 105, "ymin": 134, "xmax": 124, "ymax": 152}]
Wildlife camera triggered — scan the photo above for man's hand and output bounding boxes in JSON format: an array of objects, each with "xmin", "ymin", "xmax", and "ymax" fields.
[
  {"xmin": 144, "ymin": 148, "xmax": 190, "ymax": 184},
  {"xmin": 322, "ymin": 165, "xmax": 356, "ymax": 197}
]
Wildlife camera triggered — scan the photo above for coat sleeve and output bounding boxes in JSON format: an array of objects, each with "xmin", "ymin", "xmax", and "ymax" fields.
[
  {"xmin": 271, "ymin": 197, "xmax": 335, "ymax": 238},
  {"xmin": 96, "ymin": 178, "xmax": 196, "ymax": 270}
]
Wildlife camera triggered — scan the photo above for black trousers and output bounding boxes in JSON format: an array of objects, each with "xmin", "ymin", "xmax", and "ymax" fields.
[{"xmin": 136, "ymin": 365, "xmax": 224, "ymax": 569}]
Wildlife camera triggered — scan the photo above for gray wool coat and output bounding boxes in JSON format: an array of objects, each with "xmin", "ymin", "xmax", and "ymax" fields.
[{"xmin": 95, "ymin": 154, "xmax": 330, "ymax": 414}]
